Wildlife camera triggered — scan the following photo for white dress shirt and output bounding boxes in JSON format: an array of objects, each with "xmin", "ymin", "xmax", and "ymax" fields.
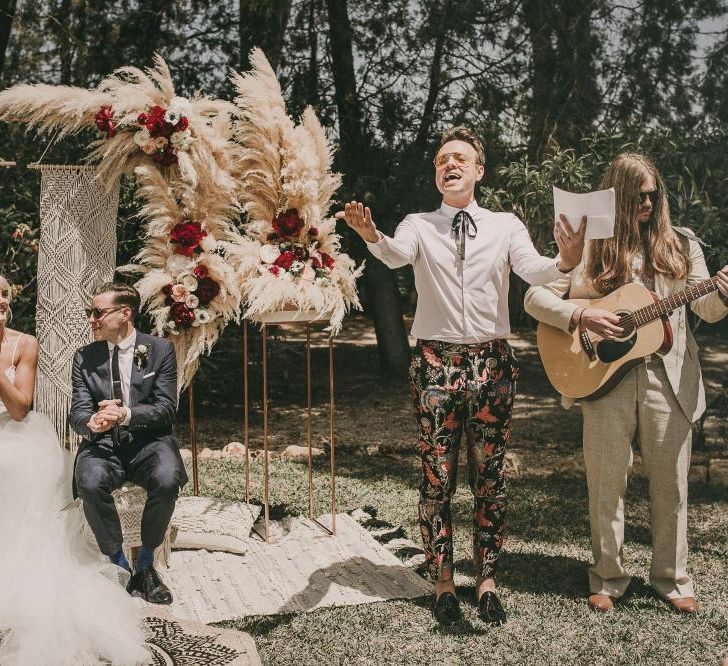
[
  {"xmin": 365, "ymin": 201, "xmax": 564, "ymax": 343},
  {"xmin": 106, "ymin": 328, "xmax": 136, "ymax": 426}
]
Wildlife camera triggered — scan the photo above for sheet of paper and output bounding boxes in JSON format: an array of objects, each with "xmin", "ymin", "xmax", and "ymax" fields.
[{"xmin": 553, "ymin": 186, "xmax": 615, "ymax": 240}]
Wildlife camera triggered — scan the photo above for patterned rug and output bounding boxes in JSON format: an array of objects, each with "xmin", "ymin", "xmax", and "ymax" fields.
[
  {"xmin": 135, "ymin": 512, "xmax": 431, "ymax": 623},
  {"xmin": 141, "ymin": 608, "xmax": 261, "ymax": 665}
]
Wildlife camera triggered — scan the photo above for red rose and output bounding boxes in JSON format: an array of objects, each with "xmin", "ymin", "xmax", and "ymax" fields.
[
  {"xmin": 170, "ymin": 221, "xmax": 206, "ymax": 256},
  {"xmin": 169, "ymin": 302, "xmax": 195, "ymax": 327},
  {"xmin": 94, "ymin": 105, "xmax": 116, "ymax": 138},
  {"xmin": 272, "ymin": 209, "xmax": 304, "ymax": 239},
  {"xmin": 137, "ymin": 112, "xmax": 148, "ymax": 125},
  {"xmin": 273, "ymin": 251, "xmax": 295, "ymax": 270},
  {"xmin": 311, "ymin": 256, "xmax": 321, "ymax": 270},
  {"xmin": 292, "ymin": 244, "xmax": 309, "ymax": 261},
  {"xmin": 195, "ymin": 277, "xmax": 220, "ymax": 305},
  {"xmin": 193, "ymin": 264, "xmax": 208, "ymax": 279},
  {"xmin": 162, "ymin": 283, "xmax": 173, "ymax": 295},
  {"xmin": 175, "ymin": 116, "xmax": 189, "ymax": 132},
  {"xmin": 268, "ymin": 265, "xmax": 281, "ymax": 276},
  {"xmin": 320, "ymin": 252, "xmax": 335, "ymax": 269},
  {"xmin": 145, "ymin": 105, "xmax": 167, "ymax": 134}
]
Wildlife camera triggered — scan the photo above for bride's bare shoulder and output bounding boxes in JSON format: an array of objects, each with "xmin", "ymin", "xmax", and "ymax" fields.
[{"xmin": 6, "ymin": 330, "xmax": 39, "ymax": 359}]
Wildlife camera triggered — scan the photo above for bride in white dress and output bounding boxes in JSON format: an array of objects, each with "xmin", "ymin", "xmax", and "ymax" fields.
[{"xmin": 0, "ymin": 276, "xmax": 148, "ymax": 665}]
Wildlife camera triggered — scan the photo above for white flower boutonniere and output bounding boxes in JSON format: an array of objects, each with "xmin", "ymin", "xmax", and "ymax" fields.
[{"xmin": 134, "ymin": 344, "xmax": 149, "ymax": 370}]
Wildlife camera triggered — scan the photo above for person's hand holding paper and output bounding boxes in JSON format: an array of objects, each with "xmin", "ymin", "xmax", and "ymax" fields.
[{"xmin": 553, "ymin": 186, "xmax": 615, "ymax": 240}]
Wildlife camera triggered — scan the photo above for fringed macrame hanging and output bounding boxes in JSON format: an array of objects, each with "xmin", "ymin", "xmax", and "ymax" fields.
[{"xmin": 31, "ymin": 164, "xmax": 119, "ymax": 450}]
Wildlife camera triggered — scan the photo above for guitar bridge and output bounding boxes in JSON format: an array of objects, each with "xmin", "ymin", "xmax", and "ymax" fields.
[{"xmin": 579, "ymin": 330, "xmax": 597, "ymax": 361}]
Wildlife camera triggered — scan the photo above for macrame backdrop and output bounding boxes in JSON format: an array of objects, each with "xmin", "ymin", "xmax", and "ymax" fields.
[{"xmin": 32, "ymin": 165, "xmax": 119, "ymax": 450}]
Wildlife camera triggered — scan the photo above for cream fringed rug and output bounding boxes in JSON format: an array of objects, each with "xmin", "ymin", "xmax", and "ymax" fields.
[
  {"xmin": 141, "ymin": 608, "xmax": 261, "ymax": 665},
  {"xmin": 136, "ymin": 513, "xmax": 431, "ymax": 623}
]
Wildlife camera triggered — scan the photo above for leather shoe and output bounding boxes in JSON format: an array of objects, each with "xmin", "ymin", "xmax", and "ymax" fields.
[
  {"xmin": 127, "ymin": 565, "xmax": 173, "ymax": 604},
  {"xmin": 477, "ymin": 591, "xmax": 506, "ymax": 625},
  {"xmin": 588, "ymin": 594, "xmax": 615, "ymax": 612},
  {"xmin": 432, "ymin": 592, "xmax": 463, "ymax": 627},
  {"xmin": 668, "ymin": 596, "xmax": 699, "ymax": 614}
]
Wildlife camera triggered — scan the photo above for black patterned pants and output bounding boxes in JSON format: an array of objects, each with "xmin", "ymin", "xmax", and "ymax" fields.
[{"xmin": 409, "ymin": 338, "xmax": 519, "ymax": 582}]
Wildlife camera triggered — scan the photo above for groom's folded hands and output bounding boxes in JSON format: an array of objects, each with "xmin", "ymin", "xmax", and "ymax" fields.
[{"xmin": 87, "ymin": 399, "xmax": 127, "ymax": 432}]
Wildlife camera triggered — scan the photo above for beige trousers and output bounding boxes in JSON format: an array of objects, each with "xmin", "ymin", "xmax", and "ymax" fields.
[{"xmin": 581, "ymin": 360, "xmax": 694, "ymax": 600}]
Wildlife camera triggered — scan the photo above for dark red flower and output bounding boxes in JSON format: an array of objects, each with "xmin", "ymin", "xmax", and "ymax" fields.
[
  {"xmin": 137, "ymin": 112, "xmax": 148, "ymax": 125},
  {"xmin": 193, "ymin": 264, "xmax": 209, "ymax": 279},
  {"xmin": 164, "ymin": 295, "xmax": 173, "ymax": 306},
  {"xmin": 170, "ymin": 221, "xmax": 206, "ymax": 256},
  {"xmin": 320, "ymin": 252, "xmax": 335, "ymax": 269},
  {"xmin": 273, "ymin": 251, "xmax": 295, "ymax": 270},
  {"xmin": 169, "ymin": 302, "xmax": 195, "ymax": 327},
  {"xmin": 272, "ymin": 209, "xmax": 304, "ymax": 239},
  {"xmin": 266, "ymin": 232, "xmax": 279, "ymax": 242},
  {"xmin": 268, "ymin": 265, "xmax": 281, "ymax": 276},
  {"xmin": 195, "ymin": 277, "xmax": 220, "ymax": 305},
  {"xmin": 145, "ymin": 105, "xmax": 167, "ymax": 134},
  {"xmin": 94, "ymin": 105, "xmax": 116, "ymax": 138},
  {"xmin": 292, "ymin": 244, "xmax": 308, "ymax": 261},
  {"xmin": 308, "ymin": 226, "xmax": 319, "ymax": 237},
  {"xmin": 311, "ymin": 256, "xmax": 321, "ymax": 270},
  {"xmin": 162, "ymin": 283, "xmax": 173, "ymax": 295},
  {"xmin": 175, "ymin": 116, "xmax": 189, "ymax": 132}
]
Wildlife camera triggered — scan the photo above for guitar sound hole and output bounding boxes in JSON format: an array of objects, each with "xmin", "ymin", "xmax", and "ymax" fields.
[{"xmin": 596, "ymin": 310, "xmax": 637, "ymax": 363}]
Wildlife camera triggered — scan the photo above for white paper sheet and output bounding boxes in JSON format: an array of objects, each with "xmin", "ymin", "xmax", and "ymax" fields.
[{"xmin": 553, "ymin": 186, "xmax": 616, "ymax": 240}]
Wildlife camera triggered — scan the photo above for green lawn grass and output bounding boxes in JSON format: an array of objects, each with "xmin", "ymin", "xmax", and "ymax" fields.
[{"xmin": 182, "ymin": 454, "xmax": 728, "ymax": 666}]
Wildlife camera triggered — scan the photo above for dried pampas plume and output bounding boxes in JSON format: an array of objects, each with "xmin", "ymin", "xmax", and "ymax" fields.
[{"xmin": 228, "ymin": 48, "xmax": 364, "ymax": 333}]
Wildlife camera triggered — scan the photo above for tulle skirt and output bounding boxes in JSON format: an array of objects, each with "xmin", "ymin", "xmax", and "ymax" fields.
[{"xmin": 0, "ymin": 411, "xmax": 148, "ymax": 665}]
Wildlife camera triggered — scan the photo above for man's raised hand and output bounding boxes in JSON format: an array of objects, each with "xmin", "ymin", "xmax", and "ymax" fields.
[
  {"xmin": 555, "ymin": 214, "xmax": 587, "ymax": 272},
  {"xmin": 334, "ymin": 201, "xmax": 380, "ymax": 243}
]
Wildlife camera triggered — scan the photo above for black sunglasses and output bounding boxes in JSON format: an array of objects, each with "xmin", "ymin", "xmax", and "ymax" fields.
[
  {"xmin": 84, "ymin": 305, "xmax": 124, "ymax": 319},
  {"xmin": 638, "ymin": 190, "xmax": 659, "ymax": 206}
]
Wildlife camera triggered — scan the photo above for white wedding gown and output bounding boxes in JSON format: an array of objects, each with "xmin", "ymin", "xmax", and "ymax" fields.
[{"xmin": 0, "ymin": 365, "xmax": 149, "ymax": 665}]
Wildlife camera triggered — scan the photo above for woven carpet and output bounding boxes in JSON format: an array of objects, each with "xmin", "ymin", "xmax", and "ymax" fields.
[
  {"xmin": 141, "ymin": 607, "xmax": 261, "ymax": 665},
  {"xmin": 135, "ymin": 513, "xmax": 431, "ymax": 623}
]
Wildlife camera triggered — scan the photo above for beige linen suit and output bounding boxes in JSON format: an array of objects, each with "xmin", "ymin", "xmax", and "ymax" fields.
[{"xmin": 524, "ymin": 228, "xmax": 728, "ymax": 599}]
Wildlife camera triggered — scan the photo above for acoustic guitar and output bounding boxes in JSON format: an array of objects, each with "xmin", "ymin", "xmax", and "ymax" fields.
[{"xmin": 536, "ymin": 276, "xmax": 721, "ymax": 400}]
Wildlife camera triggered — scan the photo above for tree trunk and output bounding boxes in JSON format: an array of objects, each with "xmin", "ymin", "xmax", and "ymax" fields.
[
  {"xmin": 0, "ymin": 0, "xmax": 17, "ymax": 81},
  {"xmin": 325, "ymin": 0, "xmax": 410, "ymax": 374},
  {"xmin": 239, "ymin": 0, "xmax": 293, "ymax": 71}
]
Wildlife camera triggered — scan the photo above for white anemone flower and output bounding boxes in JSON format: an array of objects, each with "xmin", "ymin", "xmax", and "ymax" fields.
[
  {"xmin": 195, "ymin": 309, "xmax": 212, "ymax": 325},
  {"xmin": 185, "ymin": 293, "xmax": 200, "ymax": 309}
]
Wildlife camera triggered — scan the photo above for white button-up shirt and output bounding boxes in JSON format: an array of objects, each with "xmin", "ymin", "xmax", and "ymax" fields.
[
  {"xmin": 106, "ymin": 328, "xmax": 136, "ymax": 425},
  {"xmin": 365, "ymin": 201, "xmax": 564, "ymax": 343}
]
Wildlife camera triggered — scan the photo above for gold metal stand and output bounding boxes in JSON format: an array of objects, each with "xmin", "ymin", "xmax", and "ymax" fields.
[
  {"xmin": 243, "ymin": 318, "xmax": 337, "ymax": 542},
  {"xmin": 189, "ymin": 380, "xmax": 199, "ymax": 496}
]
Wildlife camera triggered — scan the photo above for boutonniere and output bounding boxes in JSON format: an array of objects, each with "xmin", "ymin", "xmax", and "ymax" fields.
[{"xmin": 134, "ymin": 344, "xmax": 149, "ymax": 370}]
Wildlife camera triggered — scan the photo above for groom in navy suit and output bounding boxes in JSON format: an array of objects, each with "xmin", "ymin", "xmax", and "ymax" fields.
[{"xmin": 69, "ymin": 282, "xmax": 187, "ymax": 604}]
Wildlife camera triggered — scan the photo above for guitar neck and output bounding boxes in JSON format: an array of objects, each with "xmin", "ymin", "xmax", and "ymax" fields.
[{"xmin": 629, "ymin": 276, "xmax": 718, "ymax": 327}]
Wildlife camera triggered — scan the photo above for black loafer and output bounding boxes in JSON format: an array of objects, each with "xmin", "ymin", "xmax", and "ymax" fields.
[
  {"xmin": 433, "ymin": 592, "xmax": 463, "ymax": 627},
  {"xmin": 477, "ymin": 591, "xmax": 506, "ymax": 625},
  {"xmin": 127, "ymin": 565, "xmax": 173, "ymax": 605}
]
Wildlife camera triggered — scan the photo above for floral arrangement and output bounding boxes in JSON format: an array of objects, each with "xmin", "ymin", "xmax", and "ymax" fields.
[
  {"xmin": 94, "ymin": 98, "xmax": 194, "ymax": 167},
  {"xmin": 0, "ymin": 55, "xmax": 246, "ymax": 391},
  {"xmin": 228, "ymin": 49, "xmax": 363, "ymax": 332}
]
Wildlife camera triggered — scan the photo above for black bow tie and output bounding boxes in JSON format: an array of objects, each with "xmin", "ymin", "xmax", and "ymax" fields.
[{"xmin": 452, "ymin": 210, "xmax": 477, "ymax": 260}]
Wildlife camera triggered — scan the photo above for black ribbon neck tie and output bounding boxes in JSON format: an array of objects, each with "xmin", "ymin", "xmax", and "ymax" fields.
[{"xmin": 452, "ymin": 210, "xmax": 477, "ymax": 260}]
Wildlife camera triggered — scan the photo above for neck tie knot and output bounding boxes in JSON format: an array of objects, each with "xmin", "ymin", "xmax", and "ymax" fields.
[{"xmin": 452, "ymin": 210, "xmax": 477, "ymax": 260}]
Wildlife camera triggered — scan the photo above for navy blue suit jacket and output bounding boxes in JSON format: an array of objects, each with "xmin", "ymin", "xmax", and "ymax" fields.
[{"xmin": 68, "ymin": 332, "xmax": 187, "ymax": 494}]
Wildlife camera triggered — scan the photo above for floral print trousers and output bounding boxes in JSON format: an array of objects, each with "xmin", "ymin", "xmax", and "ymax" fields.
[{"xmin": 409, "ymin": 338, "xmax": 519, "ymax": 582}]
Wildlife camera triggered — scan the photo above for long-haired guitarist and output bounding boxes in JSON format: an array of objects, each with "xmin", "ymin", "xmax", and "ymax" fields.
[{"xmin": 525, "ymin": 152, "xmax": 728, "ymax": 614}]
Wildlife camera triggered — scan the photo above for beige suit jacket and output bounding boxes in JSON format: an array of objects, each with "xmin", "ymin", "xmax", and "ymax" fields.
[{"xmin": 524, "ymin": 228, "xmax": 728, "ymax": 423}]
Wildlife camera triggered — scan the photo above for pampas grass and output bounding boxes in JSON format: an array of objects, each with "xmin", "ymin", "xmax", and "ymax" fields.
[{"xmin": 229, "ymin": 48, "xmax": 363, "ymax": 333}]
